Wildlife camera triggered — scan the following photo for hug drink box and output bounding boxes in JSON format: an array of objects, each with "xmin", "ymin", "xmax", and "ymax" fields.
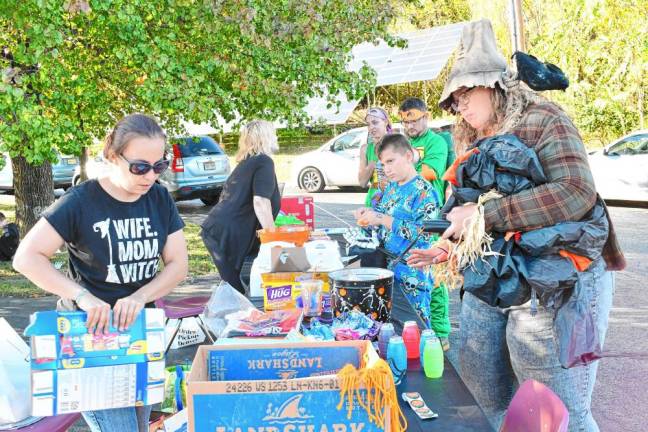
[
  {"xmin": 261, "ymin": 270, "xmax": 330, "ymax": 311},
  {"xmin": 187, "ymin": 340, "xmax": 392, "ymax": 432},
  {"xmin": 24, "ymin": 308, "xmax": 166, "ymax": 416}
]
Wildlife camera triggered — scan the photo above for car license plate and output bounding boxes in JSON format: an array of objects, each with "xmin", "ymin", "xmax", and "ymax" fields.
[
  {"xmin": 203, "ymin": 161, "xmax": 216, "ymax": 170},
  {"xmin": 67, "ymin": 159, "xmax": 77, "ymax": 165}
]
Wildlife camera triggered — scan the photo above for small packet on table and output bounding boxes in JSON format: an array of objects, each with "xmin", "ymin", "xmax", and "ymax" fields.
[{"xmin": 401, "ymin": 392, "xmax": 438, "ymax": 420}]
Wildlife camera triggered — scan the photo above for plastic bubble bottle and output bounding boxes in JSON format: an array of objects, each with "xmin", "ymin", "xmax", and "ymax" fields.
[
  {"xmin": 402, "ymin": 321, "xmax": 421, "ymax": 359},
  {"xmin": 423, "ymin": 335, "xmax": 444, "ymax": 379}
]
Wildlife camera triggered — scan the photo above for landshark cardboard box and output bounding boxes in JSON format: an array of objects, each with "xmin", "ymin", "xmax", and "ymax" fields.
[
  {"xmin": 187, "ymin": 340, "xmax": 394, "ymax": 432},
  {"xmin": 24, "ymin": 309, "xmax": 166, "ymax": 416}
]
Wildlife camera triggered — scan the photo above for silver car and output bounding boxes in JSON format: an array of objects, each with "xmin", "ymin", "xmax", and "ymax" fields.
[
  {"xmin": 159, "ymin": 136, "xmax": 231, "ymax": 205},
  {"xmin": 291, "ymin": 120, "xmax": 451, "ymax": 193},
  {"xmin": 0, "ymin": 152, "xmax": 78, "ymax": 191}
]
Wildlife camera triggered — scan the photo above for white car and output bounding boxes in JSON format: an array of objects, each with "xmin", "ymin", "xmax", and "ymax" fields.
[
  {"xmin": 291, "ymin": 120, "xmax": 452, "ymax": 193},
  {"xmin": 588, "ymin": 130, "xmax": 648, "ymax": 203},
  {"xmin": 291, "ymin": 126, "xmax": 369, "ymax": 193}
]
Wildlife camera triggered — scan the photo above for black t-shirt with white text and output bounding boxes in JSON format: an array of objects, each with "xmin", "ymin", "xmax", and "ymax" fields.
[{"xmin": 43, "ymin": 180, "xmax": 184, "ymax": 306}]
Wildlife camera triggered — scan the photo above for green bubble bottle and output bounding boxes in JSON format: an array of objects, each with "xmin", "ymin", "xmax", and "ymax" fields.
[{"xmin": 423, "ymin": 336, "xmax": 444, "ymax": 379}]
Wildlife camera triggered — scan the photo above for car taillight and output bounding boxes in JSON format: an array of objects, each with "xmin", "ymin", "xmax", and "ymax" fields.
[{"xmin": 171, "ymin": 144, "xmax": 184, "ymax": 172}]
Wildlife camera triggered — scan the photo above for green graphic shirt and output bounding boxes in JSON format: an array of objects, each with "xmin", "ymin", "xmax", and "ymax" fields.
[{"xmin": 409, "ymin": 129, "xmax": 449, "ymax": 202}]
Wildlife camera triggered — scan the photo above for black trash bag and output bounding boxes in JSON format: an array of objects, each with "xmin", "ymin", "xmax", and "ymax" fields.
[
  {"xmin": 513, "ymin": 51, "xmax": 569, "ymax": 91},
  {"xmin": 553, "ymin": 260, "xmax": 605, "ymax": 368},
  {"xmin": 517, "ymin": 199, "xmax": 609, "ymax": 259},
  {"xmin": 462, "ymin": 237, "xmax": 531, "ymax": 308},
  {"xmin": 478, "ymin": 135, "xmax": 547, "ymax": 185},
  {"xmin": 524, "ymin": 254, "xmax": 578, "ymax": 307}
]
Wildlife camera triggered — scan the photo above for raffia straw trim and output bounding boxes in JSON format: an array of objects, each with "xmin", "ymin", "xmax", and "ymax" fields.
[
  {"xmin": 429, "ymin": 190, "xmax": 503, "ymax": 289},
  {"xmin": 337, "ymin": 359, "xmax": 408, "ymax": 432}
]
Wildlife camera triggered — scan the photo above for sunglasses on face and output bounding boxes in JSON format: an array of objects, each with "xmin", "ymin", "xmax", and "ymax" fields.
[{"xmin": 120, "ymin": 155, "xmax": 170, "ymax": 175}]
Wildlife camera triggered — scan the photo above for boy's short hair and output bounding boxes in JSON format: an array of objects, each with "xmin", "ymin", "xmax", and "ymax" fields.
[
  {"xmin": 376, "ymin": 133, "xmax": 414, "ymax": 159},
  {"xmin": 399, "ymin": 97, "xmax": 428, "ymax": 113}
]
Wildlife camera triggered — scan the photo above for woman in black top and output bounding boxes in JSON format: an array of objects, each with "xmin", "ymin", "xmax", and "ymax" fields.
[
  {"xmin": 13, "ymin": 114, "xmax": 188, "ymax": 430},
  {"xmin": 201, "ymin": 120, "xmax": 281, "ymax": 293}
]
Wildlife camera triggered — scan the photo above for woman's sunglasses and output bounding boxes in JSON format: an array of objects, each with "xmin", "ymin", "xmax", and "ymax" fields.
[{"xmin": 120, "ymin": 155, "xmax": 170, "ymax": 175}]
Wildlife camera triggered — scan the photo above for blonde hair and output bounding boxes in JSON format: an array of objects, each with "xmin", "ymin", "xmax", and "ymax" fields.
[
  {"xmin": 235, "ymin": 120, "xmax": 277, "ymax": 162},
  {"xmin": 452, "ymin": 79, "xmax": 542, "ymax": 155}
]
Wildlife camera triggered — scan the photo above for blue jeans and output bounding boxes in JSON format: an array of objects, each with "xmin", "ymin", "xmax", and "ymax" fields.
[
  {"xmin": 82, "ymin": 406, "xmax": 152, "ymax": 432},
  {"xmin": 458, "ymin": 261, "xmax": 614, "ymax": 432}
]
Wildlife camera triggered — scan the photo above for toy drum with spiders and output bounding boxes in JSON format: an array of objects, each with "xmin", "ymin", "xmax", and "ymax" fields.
[{"xmin": 329, "ymin": 268, "xmax": 394, "ymax": 323}]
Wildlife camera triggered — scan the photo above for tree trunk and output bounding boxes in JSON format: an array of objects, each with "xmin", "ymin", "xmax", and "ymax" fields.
[
  {"xmin": 12, "ymin": 153, "xmax": 54, "ymax": 236},
  {"xmin": 79, "ymin": 146, "xmax": 89, "ymax": 183}
]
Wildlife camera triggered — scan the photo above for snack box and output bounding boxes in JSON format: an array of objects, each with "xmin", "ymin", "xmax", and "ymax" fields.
[
  {"xmin": 261, "ymin": 271, "xmax": 330, "ymax": 311},
  {"xmin": 25, "ymin": 309, "xmax": 166, "ymax": 369},
  {"xmin": 25, "ymin": 309, "xmax": 166, "ymax": 416}
]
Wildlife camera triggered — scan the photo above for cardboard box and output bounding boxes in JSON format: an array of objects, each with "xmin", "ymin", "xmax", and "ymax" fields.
[
  {"xmin": 187, "ymin": 341, "xmax": 390, "ymax": 432},
  {"xmin": 207, "ymin": 340, "xmax": 361, "ymax": 381},
  {"xmin": 30, "ymin": 360, "xmax": 165, "ymax": 416},
  {"xmin": 26, "ymin": 309, "xmax": 166, "ymax": 369},
  {"xmin": 24, "ymin": 309, "xmax": 166, "ymax": 416},
  {"xmin": 261, "ymin": 271, "xmax": 330, "ymax": 311},
  {"xmin": 270, "ymin": 246, "xmax": 310, "ymax": 273},
  {"xmin": 281, "ymin": 196, "xmax": 315, "ymax": 229}
]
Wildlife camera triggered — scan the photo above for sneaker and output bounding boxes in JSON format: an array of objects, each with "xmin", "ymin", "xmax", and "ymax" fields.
[{"xmin": 440, "ymin": 337, "xmax": 450, "ymax": 352}]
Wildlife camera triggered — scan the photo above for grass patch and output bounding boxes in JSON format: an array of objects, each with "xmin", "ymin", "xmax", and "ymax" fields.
[
  {"xmin": 0, "ymin": 202, "xmax": 15, "ymax": 220},
  {"xmin": 227, "ymin": 154, "xmax": 294, "ymax": 184},
  {"xmin": 184, "ymin": 221, "xmax": 216, "ymax": 276},
  {"xmin": 0, "ymin": 252, "xmax": 68, "ymax": 298}
]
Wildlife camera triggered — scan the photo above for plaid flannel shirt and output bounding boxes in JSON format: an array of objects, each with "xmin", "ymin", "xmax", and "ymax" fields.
[{"xmin": 482, "ymin": 102, "xmax": 626, "ymax": 270}]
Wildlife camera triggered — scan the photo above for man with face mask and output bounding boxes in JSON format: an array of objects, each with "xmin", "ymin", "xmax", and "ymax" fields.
[{"xmin": 399, "ymin": 97, "xmax": 450, "ymax": 203}]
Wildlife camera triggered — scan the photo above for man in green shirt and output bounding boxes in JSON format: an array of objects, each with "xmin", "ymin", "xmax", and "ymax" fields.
[
  {"xmin": 399, "ymin": 97, "xmax": 451, "ymax": 349},
  {"xmin": 399, "ymin": 98, "xmax": 450, "ymax": 203}
]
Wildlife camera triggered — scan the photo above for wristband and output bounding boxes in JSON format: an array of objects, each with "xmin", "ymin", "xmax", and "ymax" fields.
[{"xmin": 74, "ymin": 288, "xmax": 89, "ymax": 304}]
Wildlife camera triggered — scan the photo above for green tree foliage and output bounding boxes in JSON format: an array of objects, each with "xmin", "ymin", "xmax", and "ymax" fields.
[
  {"xmin": 433, "ymin": 0, "xmax": 647, "ymax": 144},
  {"xmin": 368, "ymin": 0, "xmax": 646, "ymax": 146},
  {"xmin": 521, "ymin": 0, "xmax": 647, "ymax": 144},
  {"xmin": 0, "ymin": 0, "xmax": 396, "ymax": 233}
]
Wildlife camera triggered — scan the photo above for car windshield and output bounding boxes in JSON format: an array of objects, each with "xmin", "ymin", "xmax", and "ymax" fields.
[
  {"xmin": 176, "ymin": 136, "xmax": 223, "ymax": 157},
  {"xmin": 609, "ymin": 134, "xmax": 648, "ymax": 155},
  {"xmin": 332, "ymin": 132, "xmax": 364, "ymax": 152}
]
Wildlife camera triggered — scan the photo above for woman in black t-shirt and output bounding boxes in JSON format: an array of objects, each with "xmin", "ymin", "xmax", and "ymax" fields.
[
  {"xmin": 13, "ymin": 114, "xmax": 188, "ymax": 431},
  {"xmin": 201, "ymin": 120, "xmax": 281, "ymax": 293}
]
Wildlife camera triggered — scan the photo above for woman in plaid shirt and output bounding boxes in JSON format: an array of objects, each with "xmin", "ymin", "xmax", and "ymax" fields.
[{"xmin": 408, "ymin": 20, "xmax": 624, "ymax": 432}]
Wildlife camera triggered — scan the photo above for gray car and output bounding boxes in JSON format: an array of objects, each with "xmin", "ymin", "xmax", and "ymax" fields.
[
  {"xmin": 0, "ymin": 152, "xmax": 78, "ymax": 191},
  {"xmin": 159, "ymin": 136, "xmax": 231, "ymax": 205},
  {"xmin": 53, "ymin": 153, "xmax": 79, "ymax": 190}
]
